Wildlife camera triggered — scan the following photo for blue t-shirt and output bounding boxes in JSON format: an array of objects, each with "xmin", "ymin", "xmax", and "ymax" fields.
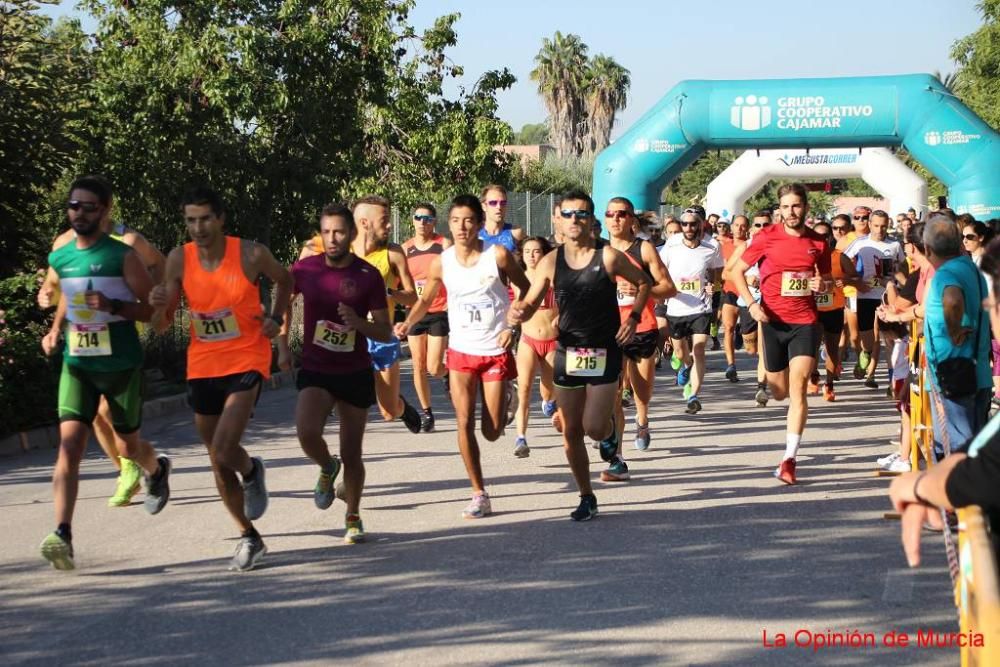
[
  {"xmin": 479, "ymin": 224, "xmax": 517, "ymax": 252},
  {"xmin": 923, "ymin": 255, "xmax": 992, "ymax": 391}
]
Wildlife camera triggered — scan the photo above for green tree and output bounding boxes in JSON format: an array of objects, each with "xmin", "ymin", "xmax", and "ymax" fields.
[
  {"xmin": 514, "ymin": 122, "xmax": 549, "ymax": 145},
  {"xmin": 583, "ymin": 54, "xmax": 630, "ymax": 158},
  {"xmin": 530, "ymin": 31, "xmax": 588, "ymax": 159},
  {"xmin": 951, "ymin": 0, "xmax": 1000, "ymax": 131}
]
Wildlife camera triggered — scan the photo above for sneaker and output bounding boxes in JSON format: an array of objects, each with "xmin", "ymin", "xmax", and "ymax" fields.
[
  {"xmin": 541, "ymin": 399, "xmax": 557, "ymax": 418},
  {"xmin": 344, "ymin": 514, "xmax": 366, "ymax": 544},
  {"xmin": 710, "ymin": 336, "xmax": 721, "ymax": 351},
  {"xmin": 670, "ymin": 354, "xmax": 682, "ymax": 371},
  {"xmin": 725, "ymin": 365, "xmax": 739, "ymax": 383},
  {"xmin": 513, "ymin": 436, "xmax": 530, "ymax": 459},
  {"xmin": 864, "ymin": 377, "xmax": 879, "ymax": 390},
  {"xmin": 634, "ymin": 423, "xmax": 651, "ymax": 451},
  {"xmin": 808, "ymin": 371, "xmax": 821, "ymax": 395},
  {"xmin": 822, "ymin": 383, "xmax": 836, "ymax": 402},
  {"xmin": 598, "ymin": 414, "xmax": 619, "ymax": 462},
  {"xmin": 40, "ymin": 532, "xmax": 74, "ymax": 571},
  {"xmin": 852, "ymin": 360, "xmax": 865, "ymax": 380},
  {"xmin": 505, "ymin": 381, "xmax": 516, "ymax": 427},
  {"xmin": 774, "ymin": 458, "xmax": 797, "ymax": 485},
  {"xmin": 682, "ymin": 382, "xmax": 694, "ymax": 400},
  {"xmin": 685, "ymin": 395, "xmax": 702, "ymax": 414},
  {"xmin": 242, "ymin": 456, "xmax": 268, "ymax": 521},
  {"xmin": 420, "ymin": 410, "xmax": 435, "ymax": 433},
  {"xmin": 754, "ymin": 386, "xmax": 768, "ymax": 407},
  {"xmin": 570, "ymin": 494, "xmax": 598, "ymax": 521},
  {"xmin": 229, "ymin": 533, "xmax": 267, "ymax": 572},
  {"xmin": 462, "ymin": 492, "xmax": 491, "ymax": 519},
  {"xmin": 551, "ymin": 410, "xmax": 563, "ymax": 433},
  {"xmin": 832, "ymin": 363, "xmax": 843, "ymax": 381},
  {"xmin": 876, "ymin": 451, "xmax": 901, "ymax": 468},
  {"xmin": 885, "ymin": 457, "xmax": 912, "ymax": 473},
  {"xmin": 400, "ymin": 396, "xmax": 422, "ymax": 434},
  {"xmin": 314, "ymin": 458, "xmax": 342, "ymax": 510},
  {"xmin": 677, "ymin": 363, "xmax": 691, "ymax": 387},
  {"xmin": 601, "ymin": 457, "xmax": 630, "ymax": 482},
  {"xmin": 143, "ymin": 456, "xmax": 172, "ymax": 516},
  {"xmin": 108, "ymin": 456, "xmax": 143, "ymax": 507},
  {"xmin": 859, "ymin": 350, "xmax": 872, "ymax": 371},
  {"xmin": 710, "ymin": 322, "xmax": 719, "ymax": 338},
  {"xmin": 621, "ymin": 387, "xmax": 633, "ymax": 408},
  {"xmin": 885, "ymin": 385, "xmax": 895, "ymax": 399}
]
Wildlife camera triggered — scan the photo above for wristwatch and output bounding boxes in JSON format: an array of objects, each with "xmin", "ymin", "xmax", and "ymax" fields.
[
  {"xmin": 110, "ymin": 299, "xmax": 123, "ymax": 315},
  {"xmin": 628, "ymin": 311, "xmax": 642, "ymax": 323}
]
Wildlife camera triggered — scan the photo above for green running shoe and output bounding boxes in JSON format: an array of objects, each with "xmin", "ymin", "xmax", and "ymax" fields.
[
  {"xmin": 344, "ymin": 514, "xmax": 366, "ymax": 544},
  {"xmin": 108, "ymin": 457, "xmax": 143, "ymax": 507},
  {"xmin": 683, "ymin": 382, "xmax": 694, "ymax": 400},
  {"xmin": 314, "ymin": 457, "xmax": 342, "ymax": 510},
  {"xmin": 40, "ymin": 532, "xmax": 74, "ymax": 571},
  {"xmin": 670, "ymin": 355, "xmax": 682, "ymax": 371},
  {"xmin": 858, "ymin": 350, "xmax": 872, "ymax": 372}
]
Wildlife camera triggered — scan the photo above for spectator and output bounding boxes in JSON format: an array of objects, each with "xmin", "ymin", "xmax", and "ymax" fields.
[
  {"xmin": 961, "ymin": 220, "xmax": 991, "ymax": 267},
  {"xmin": 889, "ymin": 237, "xmax": 1000, "ymax": 567},
  {"xmin": 920, "ymin": 214, "xmax": 993, "ymax": 455}
]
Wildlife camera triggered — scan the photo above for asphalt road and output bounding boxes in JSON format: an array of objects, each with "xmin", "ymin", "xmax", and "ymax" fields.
[{"xmin": 0, "ymin": 350, "xmax": 959, "ymax": 666}]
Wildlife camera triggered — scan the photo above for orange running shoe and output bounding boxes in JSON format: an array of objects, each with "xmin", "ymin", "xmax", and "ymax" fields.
[{"xmin": 822, "ymin": 384, "xmax": 836, "ymax": 402}]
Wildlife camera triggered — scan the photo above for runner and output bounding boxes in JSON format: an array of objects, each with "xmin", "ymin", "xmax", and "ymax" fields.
[
  {"xmin": 38, "ymin": 177, "xmax": 166, "ymax": 507},
  {"xmin": 150, "ymin": 186, "xmax": 292, "ymax": 571},
  {"xmin": 402, "ymin": 203, "xmax": 452, "ymax": 432},
  {"xmin": 659, "ymin": 208, "xmax": 724, "ymax": 414},
  {"xmin": 351, "ymin": 196, "xmax": 422, "ymax": 434},
  {"xmin": 730, "ymin": 183, "xmax": 833, "ymax": 485},
  {"xmin": 283, "ymin": 203, "xmax": 392, "ymax": 544},
  {"xmin": 839, "ymin": 206, "xmax": 871, "ymax": 369},
  {"xmin": 509, "ymin": 190, "xmax": 652, "ymax": 521},
  {"xmin": 719, "ymin": 215, "xmax": 750, "ymax": 382},
  {"xmin": 39, "ymin": 175, "xmax": 170, "ymax": 570},
  {"xmin": 809, "ymin": 220, "xmax": 856, "ymax": 401},
  {"xmin": 510, "ymin": 236, "xmax": 559, "ymax": 457},
  {"xmin": 656, "ymin": 217, "xmax": 683, "ymax": 371},
  {"xmin": 605, "ymin": 197, "xmax": 676, "ymax": 474},
  {"xmin": 479, "ymin": 184, "xmax": 525, "ymax": 252}
]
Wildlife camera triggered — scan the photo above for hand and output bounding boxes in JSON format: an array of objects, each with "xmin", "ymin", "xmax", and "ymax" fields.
[
  {"xmin": 276, "ymin": 340, "xmax": 293, "ymax": 371},
  {"xmin": 749, "ymin": 301, "xmax": 769, "ymax": 323},
  {"xmin": 508, "ymin": 300, "xmax": 528, "ymax": 326},
  {"xmin": 337, "ymin": 303, "xmax": 363, "ymax": 330},
  {"xmin": 876, "ymin": 305, "xmax": 892, "ymax": 323},
  {"xmin": 496, "ymin": 328, "xmax": 515, "ymax": 350},
  {"xmin": 901, "ymin": 503, "xmax": 928, "ymax": 567},
  {"xmin": 705, "ymin": 282, "xmax": 714, "ymax": 297},
  {"xmin": 615, "ymin": 318, "xmax": 637, "ymax": 346},
  {"xmin": 834, "ymin": 278, "xmax": 845, "ymax": 289},
  {"xmin": 37, "ymin": 285, "xmax": 55, "ymax": 309},
  {"xmin": 618, "ymin": 282, "xmax": 637, "ymax": 297},
  {"xmin": 394, "ymin": 321, "xmax": 411, "ymax": 339},
  {"xmin": 84, "ymin": 290, "xmax": 111, "ymax": 312},
  {"xmin": 149, "ymin": 285, "xmax": 169, "ymax": 308},
  {"xmin": 747, "ymin": 275, "xmax": 759, "ymax": 288},
  {"xmin": 808, "ymin": 276, "xmax": 825, "ymax": 293},
  {"xmin": 41, "ymin": 329, "xmax": 60, "ymax": 356},
  {"xmin": 951, "ymin": 326, "xmax": 973, "ymax": 346}
]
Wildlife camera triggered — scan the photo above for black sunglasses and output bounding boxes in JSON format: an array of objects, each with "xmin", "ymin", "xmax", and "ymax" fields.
[
  {"xmin": 832, "ymin": 225, "xmax": 849, "ymax": 231},
  {"xmin": 963, "ymin": 233, "xmax": 980, "ymax": 241},
  {"xmin": 680, "ymin": 221, "xmax": 700, "ymax": 228},
  {"xmin": 67, "ymin": 200, "xmax": 100, "ymax": 213},
  {"xmin": 560, "ymin": 209, "xmax": 593, "ymax": 220},
  {"xmin": 853, "ymin": 215, "xmax": 869, "ymax": 221}
]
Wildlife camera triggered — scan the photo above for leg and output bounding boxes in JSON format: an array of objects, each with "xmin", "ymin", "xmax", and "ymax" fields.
[
  {"xmin": 514, "ymin": 341, "xmax": 537, "ymax": 437},
  {"xmin": 195, "ymin": 391, "xmax": 257, "ymax": 533},
  {"xmin": 408, "ymin": 333, "xmax": 432, "ymax": 411},
  {"xmin": 631, "ymin": 355, "xmax": 656, "ymax": 429},
  {"xmin": 721, "ymin": 304, "xmax": 738, "ymax": 367},
  {"xmin": 690, "ymin": 333, "xmax": 709, "ymax": 395},
  {"xmin": 581, "ymin": 382, "xmax": 619, "ymax": 442},
  {"xmin": 450, "ymin": 370, "xmax": 485, "ymax": 493},
  {"xmin": 53, "ymin": 421, "xmax": 91, "ymax": 526},
  {"xmin": 426, "ymin": 334, "xmax": 448, "ymax": 378},
  {"xmin": 374, "ymin": 363, "xmax": 403, "ymax": 421},
  {"xmin": 672, "ymin": 336, "xmax": 691, "ymax": 369},
  {"xmin": 784, "ymin": 355, "xmax": 813, "ymax": 436},
  {"xmin": 538, "ymin": 349, "xmax": 556, "ymax": 403},
  {"xmin": 336, "ymin": 400, "xmax": 369, "ymax": 516},
  {"xmin": 295, "ymin": 387, "xmax": 337, "ymax": 469},
  {"xmin": 480, "ymin": 377, "xmax": 506, "ymax": 442},
  {"xmin": 92, "ymin": 400, "xmax": 121, "ymax": 470},
  {"xmin": 554, "ymin": 386, "xmax": 592, "ymax": 496}
]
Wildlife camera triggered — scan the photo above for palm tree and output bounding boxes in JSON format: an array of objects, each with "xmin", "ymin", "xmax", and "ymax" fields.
[
  {"xmin": 583, "ymin": 54, "xmax": 630, "ymax": 157},
  {"xmin": 530, "ymin": 32, "xmax": 589, "ymax": 159},
  {"xmin": 933, "ymin": 69, "xmax": 959, "ymax": 93}
]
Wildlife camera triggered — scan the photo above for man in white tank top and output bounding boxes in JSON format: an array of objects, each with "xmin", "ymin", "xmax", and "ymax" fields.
[{"xmin": 396, "ymin": 194, "xmax": 531, "ymax": 520}]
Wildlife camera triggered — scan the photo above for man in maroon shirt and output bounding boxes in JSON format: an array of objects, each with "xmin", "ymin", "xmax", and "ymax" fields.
[
  {"xmin": 280, "ymin": 203, "xmax": 393, "ymax": 544},
  {"xmin": 730, "ymin": 183, "xmax": 833, "ymax": 485}
]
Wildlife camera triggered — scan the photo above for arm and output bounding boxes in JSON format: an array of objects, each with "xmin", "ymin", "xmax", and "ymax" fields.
[
  {"xmin": 495, "ymin": 245, "xmax": 531, "ymax": 296},
  {"xmin": 41, "ymin": 293, "xmax": 68, "ymax": 356},
  {"xmin": 508, "ymin": 252, "xmax": 555, "ymax": 325},
  {"xmin": 441, "ymin": 237, "xmax": 453, "ymax": 250},
  {"xmin": 941, "ymin": 285, "xmax": 971, "ymax": 345},
  {"xmin": 511, "ymin": 227, "xmax": 526, "ymax": 243},
  {"xmin": 889, "ymin": 453, "xmax": 967, "ymax": 567},
  {"xmin": 605, "ymin": 246, "xmax": 651, "ymax": 345},
  {"xmin": 149, "ymin": 247, "xmax": 185, "ymax": 333},
  {"xmin": 276, "ymin": 292, "xmax": 297, "ymax": 371},
  {"xmin": 246, "ymin": 241, "xmax": 293, "ymax": 338},
  {"xmin": 395, "ymin": 256, "xmax": 444, "ymax": 338},
  {"xmin": 387, "ymin": 245, "xmax": 417, "ymax": 307},
  {"xmin": 37, "ymin": 267, "xmax": 61, "ymax": 309},
  {"xmin": 83, "ymin": 250, "xmax": 154, "ymax": 322},
  {"xmin": 124, "ymin": 230, "xmax": 167, "ymax": 283},
  {"xmin": 642, "ymin": 241, "xmax": 676, "ymax": 299},
  {"xmin": 343, "ymin": 306, "xmax": 393, "ymax": 343}
]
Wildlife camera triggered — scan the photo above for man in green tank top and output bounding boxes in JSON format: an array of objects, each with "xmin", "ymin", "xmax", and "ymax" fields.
[{"xmin": 37, "ymin": 176, "xmax": 172, "ymax": 571}]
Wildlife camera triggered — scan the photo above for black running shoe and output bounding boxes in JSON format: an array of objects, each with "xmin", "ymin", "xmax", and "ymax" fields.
[
  {"xmin": 570, "ymin": 494, "xmax": 598, "ymax": 521},
  {"xmin": 144, "ymin": 456, "xmax": 171, "ymax": 515},
  {"xmin": 420, "ymin": 410, "xmax": 435, "ymax": 433},
  {"xmin": 400, "ymin": 396, "xmax": 421, "ymax": 434}
]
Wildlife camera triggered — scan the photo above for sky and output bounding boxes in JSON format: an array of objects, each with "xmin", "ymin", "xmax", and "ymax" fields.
[{"xmin": 43, "ymin": 0, "xmax": 985, "ymax": 139}]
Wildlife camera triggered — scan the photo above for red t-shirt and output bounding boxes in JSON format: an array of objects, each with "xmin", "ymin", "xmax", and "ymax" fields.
[{"xmin": 740, "ymin": 224, "xmax": 831, "ymax": 325}]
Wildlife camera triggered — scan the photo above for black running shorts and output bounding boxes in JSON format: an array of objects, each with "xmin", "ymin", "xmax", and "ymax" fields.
[{"xmin": 761, "ymin": 321, "xmax": 820, "ymax": 373}]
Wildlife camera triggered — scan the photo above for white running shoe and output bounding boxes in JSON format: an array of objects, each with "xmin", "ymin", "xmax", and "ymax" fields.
[
  {"xmin": 876, "ymin": 452, "xmax": 900, "ymax": 468},
  {"xmin": 885, "ymin": 458, "xmax": 912, "ymax": 473}
]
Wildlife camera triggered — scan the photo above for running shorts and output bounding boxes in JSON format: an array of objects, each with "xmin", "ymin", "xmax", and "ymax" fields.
[
  {"xmin": 58, "ymin": 364, "xmax": 143, "ymax": 434},
  {"xmin": 297, "ymin": 367, "xmax": 376, "ymax": 409},
  {"xmin": 187, "ymin": 370, "xmax": 263, "ymax": 416},
  {"xmin": 554, "ymin": 343, "xmax": 623, "ymax": 389},
  {"xmin": 761, "ymin": 321, "xmax": 820, "ymax": 373}
]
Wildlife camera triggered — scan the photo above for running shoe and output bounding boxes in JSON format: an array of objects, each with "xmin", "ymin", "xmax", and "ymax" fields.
[
  {"xmin": 710, "ymin": 336, "xmax": 721, "ymax": 351},
  {"xmin": 551, "ymin": 410, "xmax": 563, "ymax": 433},
  {"xmin": 314, "ymin": 458, "xmax": 342, "ymax": 510},
  {"xmin": 754, "ymin": 385, "xmax": 768, "ymax": 407},
  {"xmin": 598, "ymin": 414, "xmax": 619, "ymax": 462},
  {"xmin": 621, "ymin": 387, "xmax": 633, "ymax": 408},
  {"xmin": 400, "ymin": 396, "xmax": 422, "ymax": 434},
  {"xmin": 885, "ymin": 457, "xmax": 912, "ymax": 474},
  {"xmin": 774, "ymin": 458, "xmax": 797, "ymax": 485},
  {"xmin": 725, "ymin": 365, "xmax": 739, "ymax": 383},
  {"xmin": 852, "ymin": 360, "xmax": 865, "ymax": 380},
  {"xmin": 677, "ymin": 364, "xmax": 691, "ymax": 387},
  {"xmin": 570, "ymin": 494, "xmax": 598, "ymax": 522},
  {"xmin": 601, "ymin": 456, "xmax": 630, "ymax": 482},
  {"xmin": 229, "ymin": 533, "xmax": 267, "ymax": 572},
  {"xmin": 242, "ymin": 456, "xmax": 268, "ymax": 521},
  {"xmin": 144, "ymin": 456, "xmax": 172, "ymax": 516},
  {"xmin": 634, "ymin": 423, "xmax": 651, "ymax": 451},
  {"xmin": 822, "ymin": 383, "xmax": 836, "ymax": 402},
  {"xmin": 40, "ymin": 532, "xmax": 74, "ymax": 571},
  {"xmin": 670, "ymin": 354, "xmax": 682, "ymax": 371},
  {"xmin": 832, "ymin": 363, "xmax": 843, "ymax": 381},
  {"xmin": 864, "ymin": 377, "xmax": 879, "ymax": 390},
  {"xmin": 420, "ymin": 410, "xmax": 435, "ymax": 433},
  {"xmin": 513, "ymin": 436, "xmax": 530, "ymax": 459},
  {"xmin": 108, "ymin": 456, "xmax": 143, "ymax": 507},
  {"xmin": 462, "ymin": 492, "xmax": 491, "ymax": 519},
  {"xmin": 876, "ymin": 451, "xmax": 901, "ymax": 468},
  {"xmin": 886, "ymin": 385, "xmax": 895, "ymax": 399},
  {"xmin": 344, "ymin": 514, "xmax": 366, "ymax": 544},
  {"xmin": 807, "ymin": 371, "xmax": 821, "ymax": 395},
  {"xmin": 541, "ymin": 399, "xmax": 557, "ymax": 418},
  {"xmin": 505, "ymin": 381, "xmax": 516, "ymax": 427},
  {"xmin": 682, "ymin": 382, "xmax": 694, "ymax": 400},
  {"xmin": 685, "ymin": 395, "xmax": 702, "ymax": 415},
  {"xmin": 858, "ymin": 350, "xmax": 872, "ymax": 372},
  {"xmin": 710, "ymin": 322, "xmax": 719, "ymax": 338}
]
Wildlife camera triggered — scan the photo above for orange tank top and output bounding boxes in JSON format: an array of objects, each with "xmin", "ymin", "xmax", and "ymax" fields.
[
  {"xmin": 183, "ymin": 236, "xmax": 271, "ymax": 379},
  {"xmin": 817, "ymin": 248, "xmax": 846, "ymax": 312}
]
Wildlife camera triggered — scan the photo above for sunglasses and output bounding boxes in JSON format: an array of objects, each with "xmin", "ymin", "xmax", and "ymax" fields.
[
  {"xmin": 560, "ymin": 209, "xmax": 592, "ymax": 220},
  {"xmin": 413, "ymin": 214, "xmax": 436, "ymax": 223},
  {"xmin": 832, "ymin": 225, "xmax": 848, "ymax": 232},
  {"xmin": 680, "ymin": 221, "xmax": 700, "ymax": 228},
  {"xmin": 485, "ymin": 199, "xmax": 507, "ymax": 207},
  {"xmin": 853, "ymin": 215, "xmax": 870, "ymax": 221},
  {"xmin": 604, "ymin": 210, "xmax": 630, "ymax": 219},
  {"xmin": 963, "ymin": 233, "xmax": 980, "ymax": 241},
  {"xmin": 752, "ymin": 222, "xmax": 771, "ymax": 228},
  {"xmin": 67, "ymin": 200, "xmax": 100, "ymax": 213}
]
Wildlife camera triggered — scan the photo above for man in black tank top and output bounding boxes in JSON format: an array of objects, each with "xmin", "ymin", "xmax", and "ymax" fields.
[{"xmin": 509, "ymin": 190, "xmax": 652, "ymax": 521}]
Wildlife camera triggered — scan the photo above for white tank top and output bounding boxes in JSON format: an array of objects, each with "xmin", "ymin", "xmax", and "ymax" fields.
[{"xmin": 442, "ymin": 244, "xmax": 510, "ymax": 356}]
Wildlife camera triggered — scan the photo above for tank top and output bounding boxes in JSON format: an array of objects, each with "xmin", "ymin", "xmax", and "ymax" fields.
[
  {"xmin": 554, "ymin": 242, "xmax": 619, "ymax": 348},
  {"xmin": 48, "ymin": 234, "xmax": 142, "ymax": 371},
  {"xmin": 479, "ymin": 223, "xmax": 517, "ymax": 252},
  {"xmin": 182, "ymin": 236, "xmax": 271, "ymax": 380},
  {"xmin": 616, "ymin": 240, "xmax": 657, "ymax": 333},
  {"xmin": 363, "ymin": 246, "xmax": 399, "ymax": 312},
  {"xmin": 403, "ymin": 236, "xmax": 448, "ymax": 313},
  {"xmin": 816, "ymin": 248, "xmax": 846, "ymax": 312},
  {"xmin": 441, "ymin": 245, "xmax": 510, "ymax": 356}
]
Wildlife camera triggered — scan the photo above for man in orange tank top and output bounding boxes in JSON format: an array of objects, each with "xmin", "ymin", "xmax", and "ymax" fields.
[{"xmin": 150, "ymin": 186, "xmax": 292, "ymax": 572}]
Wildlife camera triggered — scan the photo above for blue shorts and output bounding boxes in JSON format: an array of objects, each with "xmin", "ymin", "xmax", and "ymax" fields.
[{"xmin": 368, "ymin": 337, "xmax": 402, "ymax": 371}]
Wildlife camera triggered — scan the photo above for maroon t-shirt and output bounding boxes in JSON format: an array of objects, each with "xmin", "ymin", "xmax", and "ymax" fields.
[
  {"xmin": 291, "ymin": 254, "xmax": 388, "ymax": 374},
  {"xmin": 741, "ymin": 224, "xmax": 831, "ymax": 325}
]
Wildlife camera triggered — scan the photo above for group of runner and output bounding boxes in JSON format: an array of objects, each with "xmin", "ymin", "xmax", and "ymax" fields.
[{"xmin": 37, "ymin": 176, "xmax": 877, "ymax": 572}]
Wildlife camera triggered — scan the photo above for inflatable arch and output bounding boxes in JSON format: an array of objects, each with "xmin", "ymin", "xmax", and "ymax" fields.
[
  {"xmin": 704, "ymin": 147, "xmax": 927, "ymax": 219},
  {"xmin": 593, "ymin": 74, "xmax": 1000, "ymax": 219}
]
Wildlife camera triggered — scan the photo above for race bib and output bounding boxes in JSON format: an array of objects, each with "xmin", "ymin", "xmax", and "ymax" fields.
[
  {"xmin": 616, "ymin": 280, "xmax": 635, "ymax": 307},
  {"xmin": 69, "ymin": 323, "xmax": 111, "ymax": 357},
  {"xmin": 461, "ymin": 301, "xmax": 494, "ymax": 330},
  {"xmin": 415, "ymin": 280, "xmax": 426, "ymax": 298},
  {"xmin": 815, "ymin": 292, "xmax": 833, "ymax": 308},
  {"xmin": 566, "ymin": 347, "xmax": 607, "ymax": 377},
  {"xmin": 678, "ymin": 276, "xmax": 702, "ymax": 296},
  {"xmin": 192, "ymin": 308, "xmax": 240, "ymax": 342},
  {"xmin": 867, "ymin": 275, "xmax": 881, "ymax": 288},
  {"xmin": 313, "ymin": 320, "xmax": 356, "ymax": 352},
  {"xmin": 780, "ymin": 271, "xmax": 812, "ymax": 297}
]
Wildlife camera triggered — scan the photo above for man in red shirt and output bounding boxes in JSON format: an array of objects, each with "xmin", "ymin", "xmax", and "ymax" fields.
[{"xmin": 730, "ymin": 183, "xmax": 833, "ymax": 485}]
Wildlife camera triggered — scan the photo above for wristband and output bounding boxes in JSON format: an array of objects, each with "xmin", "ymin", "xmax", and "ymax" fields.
[
  {"xmin": 628, "ymin": 311, "xmax": 641, "ymax": 323},
  {"xmin": 109, "ymin": 299, "xmax": 123, "ymax": 315},
  {"xmin": 912, "ymin": 472, "xmax": 931, "ymax": 506}
]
